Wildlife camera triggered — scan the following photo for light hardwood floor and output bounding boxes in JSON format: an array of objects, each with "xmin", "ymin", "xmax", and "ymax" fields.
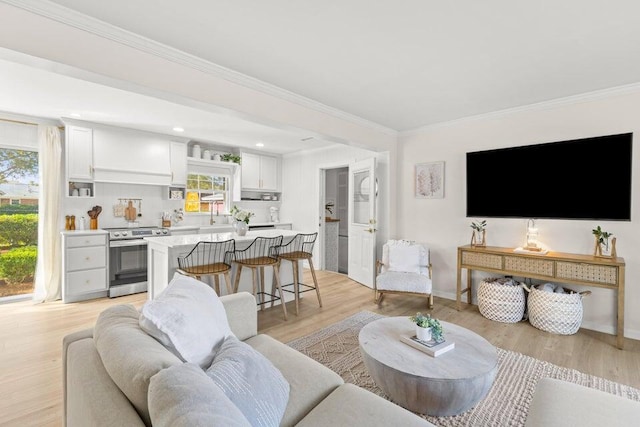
[{"xmin": 1, "ymin": 270, "xmax": 639, "ymax": 426}]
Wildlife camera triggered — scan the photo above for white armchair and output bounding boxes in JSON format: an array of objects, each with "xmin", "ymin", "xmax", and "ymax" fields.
[{"xmin": 374, "ymin": 240, "xmax": 433, "ymax": 308}]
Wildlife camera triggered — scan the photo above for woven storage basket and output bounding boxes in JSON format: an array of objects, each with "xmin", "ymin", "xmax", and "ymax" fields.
[
  {"xmin": 478, "ymin": 278, "xmax": 526, "ymax": 323},
  {"xmin": 525, "ymin": 285, "xmax": 591, "ymax": 335}
]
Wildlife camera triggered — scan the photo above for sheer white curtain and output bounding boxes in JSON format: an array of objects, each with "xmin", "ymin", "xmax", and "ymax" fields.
[{"xmin": 33, "ymin": 126, "xmax": 62, "ymax": 302}]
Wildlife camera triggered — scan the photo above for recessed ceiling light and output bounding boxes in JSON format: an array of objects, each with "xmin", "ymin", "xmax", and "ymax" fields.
[
  {"xmin": 70, "ymin": 113, "xmax": 81, "ymax": 118},
  {"xmin": 256, "ymin": 142, "xmax": 264, "ymax": 147},
  {"xmin": 173, "ymin": 127, "xmax": 184, "ymax": 132}
]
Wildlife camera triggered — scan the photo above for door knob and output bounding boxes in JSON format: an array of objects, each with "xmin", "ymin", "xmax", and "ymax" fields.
[{"xmin": 365, "ymin": 228, "xmax": 377, "ymax": 233}]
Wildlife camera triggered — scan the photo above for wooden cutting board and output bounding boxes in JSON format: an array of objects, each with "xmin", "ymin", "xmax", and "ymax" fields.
[{"xmin": 125, "ymin": 201, "xmax": 136, "ymax": 221}]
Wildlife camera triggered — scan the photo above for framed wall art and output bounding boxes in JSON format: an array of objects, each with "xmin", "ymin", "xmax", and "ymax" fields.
[{"xmin": 415, "ymin": 161, "xmax": 444, "ymax": 199}]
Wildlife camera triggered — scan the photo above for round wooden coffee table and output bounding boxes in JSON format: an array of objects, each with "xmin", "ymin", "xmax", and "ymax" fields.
[{"xmin": 359, "ymin": 317, "xmax": 497, "ymax": 416}]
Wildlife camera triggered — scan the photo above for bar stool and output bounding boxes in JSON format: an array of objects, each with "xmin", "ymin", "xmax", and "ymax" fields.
[
  {"xmin": 276, "ymin": 232, "xmax": 322, "ymax": 315},
  {"xmin": 233, "ymin": 235, "xmax": 287, "ymax": 320},
  {"xmin": 176, "ymin": 239, "xmax": 235, "ymax": 295}
]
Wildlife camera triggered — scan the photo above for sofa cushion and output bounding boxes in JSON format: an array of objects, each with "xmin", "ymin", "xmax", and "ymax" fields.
[
  {"xmin": 139, "ymin": 272, "xmax": 233, "ymax": 367},
  {"xmin": 93, "ymin": 304, "xmax": 182, "ymax": 427},
  {"xmin": 66, "ymin": 337, "xmax": 146, "ymax": 427},
  {"xmin": 296, "ymin": 383, "xmax": 435, "ymax": 427},
  {"xmin": 148, "ymin": 363, "xmax": 251, "ymax": 427},
  {"xmin": 206, "ymin": 335, "xmax": 289, "ymax": 426},
  {"xmin": 525, "ymin": 377, "xmax": 640, "ymax": 427},
  {"xmin": 245, "ymin": 334, "xmax": 344, "ymax": 427}
]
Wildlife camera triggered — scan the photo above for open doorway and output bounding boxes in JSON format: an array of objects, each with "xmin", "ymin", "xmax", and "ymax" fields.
[{"xmin": 323, "ymin": 167, "xmax": 349, "ymax": 274}]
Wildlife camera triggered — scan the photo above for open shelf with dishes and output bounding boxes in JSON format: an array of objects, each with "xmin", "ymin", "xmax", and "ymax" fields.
[{"xmin": 240, "ymin": 190, "xmax": 281, "ymax": 202}]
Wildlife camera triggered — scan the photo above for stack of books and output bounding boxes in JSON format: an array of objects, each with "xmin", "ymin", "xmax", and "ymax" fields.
[{"xmin": 400, "ymin": 335, "xmax": 455, "ymax": 357}]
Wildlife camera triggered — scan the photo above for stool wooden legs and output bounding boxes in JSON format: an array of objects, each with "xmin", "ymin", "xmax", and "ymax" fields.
[
  {"xmin": 223, "ymin": 271, "xmax": 233, "ymax": 294},
  {"xmin": 282, "ymin": 258, "xmax": 322, "ymax": 316},
  {"xmin": 273, "ymin": 263, "xmax": 287, "ymax": 321},
  {"xmin": 308, "ymin": 258, "xmax": 322, "ymax": 308},
  {"xmin": 233, "ymin": 263, "xmax": 287, "ymax": 321},
  {"xmin": 292, "ymin": 260, "xmax": 300, "ymax": 315},
  {"xmin": 233, "ymin": 264, "xmax": 243, "ymax": 293},
  {"xmin": 213, "ymin": 275, "xmax": 220, "ymax": 296}
]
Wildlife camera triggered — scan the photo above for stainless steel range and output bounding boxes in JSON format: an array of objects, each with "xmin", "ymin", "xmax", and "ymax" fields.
[{"xmin": 106, "ymin": 226, "xmax": 171, "ymax": 297}]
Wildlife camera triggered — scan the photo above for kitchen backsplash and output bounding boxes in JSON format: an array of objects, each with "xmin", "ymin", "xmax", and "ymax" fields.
[{"xmin": 62, "ymin": 182, "xmax": 281, "ymax": 229}]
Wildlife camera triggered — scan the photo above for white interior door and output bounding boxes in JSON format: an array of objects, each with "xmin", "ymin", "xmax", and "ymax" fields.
[{"xmin": 348, "ymin": 158, "xmax": 376, "ymax": 287}]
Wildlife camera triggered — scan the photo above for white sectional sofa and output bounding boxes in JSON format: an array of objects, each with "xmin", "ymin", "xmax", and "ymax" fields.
[{"xmin": 63, "ymin": 291, "xmax": 433, "ymax": 426}]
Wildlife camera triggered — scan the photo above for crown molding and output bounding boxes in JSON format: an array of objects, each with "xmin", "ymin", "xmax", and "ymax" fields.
[
  {"xmin": 2, "ymin": 0, "xmax": 397, "ymax": 137},
  {"xmin": 400, "ymin": 81, "xmax": 640, "ymax": 137}
]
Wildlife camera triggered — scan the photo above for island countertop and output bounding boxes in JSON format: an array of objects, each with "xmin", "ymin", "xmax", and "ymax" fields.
[
  {"xmin": 144, "ymin": 228, "xmax": 300, "ymax": 249},
  {"xmin": 145, "ymin": 228, "xmax": 305, "ymax": 300}
]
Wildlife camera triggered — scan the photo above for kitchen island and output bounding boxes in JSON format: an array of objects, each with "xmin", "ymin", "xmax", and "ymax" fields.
[{"xmin": 145, "ymin": 229, "xmax": 303, "ymax": 303}]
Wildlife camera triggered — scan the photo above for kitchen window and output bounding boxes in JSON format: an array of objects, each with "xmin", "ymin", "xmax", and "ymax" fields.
[{"xmin": 184, "ymin": 173, "xmax": 230, "ymax": 214}]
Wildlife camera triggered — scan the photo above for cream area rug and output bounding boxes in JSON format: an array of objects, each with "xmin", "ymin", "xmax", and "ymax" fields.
[{"xmin": 287, "ymin": 311, "xmax": 640, "ymax": 426}]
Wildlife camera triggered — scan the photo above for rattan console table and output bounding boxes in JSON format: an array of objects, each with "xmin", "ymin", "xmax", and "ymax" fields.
[{"xmin": 456, "ymin": 245, "xmax": 626, "ymax": 349}]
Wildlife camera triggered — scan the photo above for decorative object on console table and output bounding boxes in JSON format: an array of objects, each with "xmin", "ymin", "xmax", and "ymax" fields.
[
  {"xmin": 415, "ymin": 161, "xmax": 444, "ymax": 199},
  {"xmin": 524, "ymin": 219, "xmax": 542, "ymax": 251},
  {"xmin": 470, "ymin": 220, "xmax": 487, "ymax": 247},
  {"xmin": 592, "ymin": 225, "xmax": 616, "ymax": 258}
]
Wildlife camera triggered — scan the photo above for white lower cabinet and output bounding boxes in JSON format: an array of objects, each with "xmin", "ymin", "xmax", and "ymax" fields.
[{"xmin": 62, "ymin": 230, "xmax": 109, "ymax": 303}]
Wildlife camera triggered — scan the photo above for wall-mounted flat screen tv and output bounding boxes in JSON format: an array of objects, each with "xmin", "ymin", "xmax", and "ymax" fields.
[{"xmin": 466, "ymin": 133, "xmax": 632, "ymax": 220}]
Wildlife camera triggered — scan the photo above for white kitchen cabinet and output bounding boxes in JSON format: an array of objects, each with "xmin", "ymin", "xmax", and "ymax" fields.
[
  {"xmin": 170, "ymin": 142, "xmax": 188, "ymax": 186},
  {"xmin": 66, "ymin": 126, "xmax": 94, "ymax": 181},
  {"xmin": 61, "ymin": 230, "xmax": 109, "ymax": 303},
  {"xmin": 92, "ymin": 127, "xmax": 171, "ymax": 185},
  {"xmin": 241, "ymin": 152, "xmax": 279, "ymax": 191}
]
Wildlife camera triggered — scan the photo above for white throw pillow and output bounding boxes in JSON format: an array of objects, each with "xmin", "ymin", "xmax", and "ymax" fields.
[
  {"xmin": 388, "ymin": 243, "xmax": 422, "ymax": 274},
  {"xmin": 139, "ymin": 272, "xmax": 233, "ymax": 367},
  {"xmin": 206, "ymin": 335, "xmax": 290, "ymax": 427}
]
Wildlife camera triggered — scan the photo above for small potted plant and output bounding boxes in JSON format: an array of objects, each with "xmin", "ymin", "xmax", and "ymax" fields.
[
  {"xmin": 592, "ymin": 225, "xmax": 616, "ymax": 257},
  {"xmin": 470, "ymin": 220, "xmax": 487, "ymax": 247},
  {"xmin": 221, "ymin": 153, "xmax": 242, "ymax": 164},
  {"xmin": 409, "ymin": 312, "xmax": 444, "ymax": 343}
]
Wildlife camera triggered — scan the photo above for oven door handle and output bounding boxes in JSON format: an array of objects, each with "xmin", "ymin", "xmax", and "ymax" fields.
[{"xmin": 110, "ymin": 239, "xmax": 148, "ymax": 248}]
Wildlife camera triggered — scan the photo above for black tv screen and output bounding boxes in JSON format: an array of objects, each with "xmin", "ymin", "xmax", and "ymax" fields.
[{"xmin": 466, "ymin": 133, "xmax": 633, "ymax": 220}]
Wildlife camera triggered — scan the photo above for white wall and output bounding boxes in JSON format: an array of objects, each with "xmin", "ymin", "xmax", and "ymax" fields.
[
  {"xmin": 398, "ymin": 88, "xmax": 640, "ymax": 339},
  {"xmin": 281, "ymin": 144, "xmax": 391, "ymax": 273}
]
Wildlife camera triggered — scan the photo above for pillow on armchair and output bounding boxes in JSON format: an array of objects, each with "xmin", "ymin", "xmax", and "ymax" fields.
[{"xmin": 387, "ymin": 243, "xmax": 422, "ymax": 274}]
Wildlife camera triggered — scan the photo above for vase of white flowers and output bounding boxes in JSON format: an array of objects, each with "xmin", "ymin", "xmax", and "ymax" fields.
[{"xmin": 230, "ymin": 205, "xmax": 254, "ymax": 236}]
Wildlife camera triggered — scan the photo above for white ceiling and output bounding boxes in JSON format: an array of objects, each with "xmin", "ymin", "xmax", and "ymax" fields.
[
  {"xmin": 2, "ymin": 0, "xmax": 640, "ymax": 151},
  {"xmin": 0, "ymin": 58, "xmax": 332, "ymax": 154},
  {"xmin": 38, "ymin": 0, "xmax": 640, "ymax": 131}
]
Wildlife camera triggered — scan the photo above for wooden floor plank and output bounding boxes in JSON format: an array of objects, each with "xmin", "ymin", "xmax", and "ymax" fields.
[{"xmin": 0, "ymin": 269, "xmax": 638, "ymax": 425}]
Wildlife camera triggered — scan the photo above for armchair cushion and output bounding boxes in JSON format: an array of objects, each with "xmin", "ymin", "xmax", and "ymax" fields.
[{"xmin": 376, "ymin": 271, "xmax": 432, "ymax": 294}]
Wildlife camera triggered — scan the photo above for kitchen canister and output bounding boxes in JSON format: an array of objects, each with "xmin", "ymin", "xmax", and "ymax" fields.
[
  {"xmin": 202, "ymin": 149, "xmax": 211, "ymax": 160},
  {"xmin": 213, "ymin": 153, "xmax": 221, "ymax": 161},
  {"xmin": 192, "ymin": 144, "xmax": 201, "ymax": 159}
]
